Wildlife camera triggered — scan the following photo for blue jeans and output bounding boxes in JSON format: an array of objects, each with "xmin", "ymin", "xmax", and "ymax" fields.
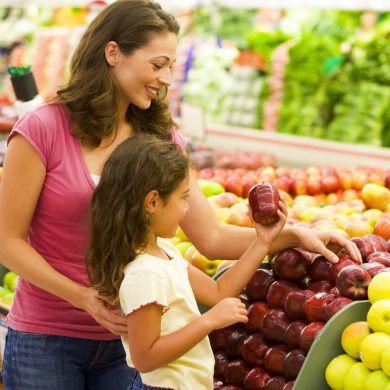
[
  {"xmin": 2, "ymin": 327, "xmax": 136, "ymax": 390},
  {"xmin": 128, "ymin": 373, "xmax": 170, "ymax": 390}
]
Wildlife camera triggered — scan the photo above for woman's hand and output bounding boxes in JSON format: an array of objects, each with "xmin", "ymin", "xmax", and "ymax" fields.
[
  {"xmin": 294, "ymin": 228, "xmax": 362, "ymax": 264},
  {"xmin": 252, "ymin": 201, "xmax": 288, "ymax": 246},
  {"xmin": 79, "ymin": 287, "xmax": 128, "ymax": 336}
]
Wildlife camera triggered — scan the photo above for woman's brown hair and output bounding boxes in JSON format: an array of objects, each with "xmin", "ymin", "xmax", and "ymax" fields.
[
  {"xmin": 56, "ymin": 0, "xmax": 180, "ymax": 146},
  {"xmin": 86, "ymin": 135, "xmax": 189, "ymax": 301}
]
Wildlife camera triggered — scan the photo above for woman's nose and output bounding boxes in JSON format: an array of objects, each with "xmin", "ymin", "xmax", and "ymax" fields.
[{"xmin": 158, "ymin": 68, "xmax": 172, "ymax": 86}]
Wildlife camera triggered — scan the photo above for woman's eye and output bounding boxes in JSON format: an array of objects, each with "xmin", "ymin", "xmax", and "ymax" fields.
[{"xmin": 153, "ymin": 64, "xmax": 163, "ymax": 70}]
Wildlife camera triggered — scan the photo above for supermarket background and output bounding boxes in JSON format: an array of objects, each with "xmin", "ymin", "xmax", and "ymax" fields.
[{"xmin": 0, "ymin": 1, "xmax": 390, "ymax": 389}]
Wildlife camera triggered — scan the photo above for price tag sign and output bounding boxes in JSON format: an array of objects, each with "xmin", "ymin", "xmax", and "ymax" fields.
[{"xmin": 180, "ymin": 103, "xmax": 206, "ymax": 141}]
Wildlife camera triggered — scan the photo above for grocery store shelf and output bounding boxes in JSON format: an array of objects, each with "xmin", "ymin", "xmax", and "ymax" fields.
[
  {"xmin": 202, "ymin": 123, "xmax": 390, "ymax": 168},
  {"xmin": 214, "ymin": 0, "xmax": 390, "ymax": 11}
]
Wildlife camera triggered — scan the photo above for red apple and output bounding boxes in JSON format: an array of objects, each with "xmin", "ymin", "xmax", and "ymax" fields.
[
  {"xmin": 361, "ymin": 262, "xmax": 385, "ymax": 277},
  {"xmin": 245, "ymin": 302, "xmax": 270, "ymax": 332},
  {"xmin": 307, "ymin": 280, "xmax": 334, "ymax": 293},
  {"xmin": 266, "ymin": 280, "xmax": 297, "ymax": 309},
  {"xmin": 237, "ymin": 292, "xmax": 249, "ymax": 308},
  {"xmin": 209, "ymin": 328, "xmax": 229, "ymax": 351},
  {"xmin": 324, "ymin": 297, "xmax": 353, "ymax": 321},
  {"xmin": 330, "ymin": 257, "xmax": 356, "ymax": 281},
  {"xmin": 214, "ymin": 350, "xmax": 230, "ymax": 379},
  {"xmin": 248, "ymin": 184, "xmax": 281, "ymax": 225},
  {"xmin": 241, "ymin": 333, "xmax": 269, "ymax": 366},
  {"xmin": 225, "ymin": 177, "xmax": 243, "ymax": 197},
  {"xmin": 297, "ymin": 275, "xmax": 312, "ymax": 289},
  {"xmin": 285, "ymin": 320, "xmax": 308, "ymax": 349},
  {"xmin": 308, "ymin": 255, "xmax": 333, "ymax": 281},
  {"xmin": 307, "ymin": 177, "xmax": 323, "ymax": 196},
  {"xmin": 304, "ymin": 293, "xmax": 336, "ymax": 322},
  {"xmin": 374, "ymin": 215, "xmax": 390, "ymax": 240},
  {"xmin": 245, "ymin": 269, "xmax": 276, "ymax": 302},
  {"xmin": 284, "ymin": 349, "xmax": 306, "ymax": 380},
  {"xmin": 214, "ymin": 378, "xmax": 225, "ymax": 390},
  {"xmin": 328, "ymin": 287, "xmax": 341, "ymax": 297},
  {"xmin": 244, "ymin": 367, "xmax": 272, "ymax": 390},
  {"xmin": 264, "ymin": 344, "xmax": 289, "ymax": 375},
  {"xmin": 284, "ymin": 290, "xmax": 315, "ymax": 320},
  {"xmin": 225, "ymin": 328, "xmax": 249, "ymax": 357},
  {"xmin": 261, "ymin": 309, "xmax": 290, "ymax": 344},
  {"xmin": 322, "ymin": 175, "xmax": 340, "ymax": 194},
  {"xmin": 283, "ymin": 382, "xmax": 295, "ymax": 390},
  {"xmin": 350, "ymin": 235, "xmax": 388, "ymax": 262},
  {"xmin": 299, "ymin": 322, "xmax": 325, "ymax": 353},
  {"xmin": 335, "ymin": 265, "xmax": 372, "ymax": 300},
  {"xmin": 264, "ymin": 376, "xmax": 287, "ymax": 390},
  {"xmin": 272, "ymin": 248, "xmax": 310, "ymax": 282},
  {"xmin": 367, "ymin": 251, "xmax": 390, "ymax": 266},
  {"xmin": 224, "ymin": 359, "xmax": 252, "ymax": 386}
]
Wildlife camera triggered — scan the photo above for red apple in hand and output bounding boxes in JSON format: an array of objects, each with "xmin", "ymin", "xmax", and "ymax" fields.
[
  {"xmin": 245, "ymin": 302, "xmax": 270, "ymax": 332},
  {"xmin": 224, "ymin": 359, "xmax": 252, "ymax": 386},
  {"xmin": 266, "ymin": 280, "xmax": 297, "ymax": 308},
  {"xmin": 304, "ymin": 293, "xmax": 336, "ymax": 322},
  {"xmin": 272, "ymin": 248, "xmax": 310, "ymax": 282},
  {"xmin": 299, "ymin": 322, "xmax": 324, "ymax": 353},
  {"xmin": 245, "ymin": 269, "xmax": 276, "ymax": 302},
  {"xmin": 241, "ymin": 333, "xmax": 269, "ymax": 366},
  {"xmin": 248, "ymin": 183, "xmax": 281, "ymax": 225},
  {"xmin": 284, "ymin": 349, "xmax": 306, "ymax": 380},
  {"xmin": 309, "ymin": 255, "xmax": 333, "ymax": 281},
  {"xmin": 244, "ymin": 367, "xmax": 271, "ymax": 390},
  {"xmin": 261, "ymin": 309, "xmax": 290, "ymax": 344},
  {"xmin": 324, "ymin": 297, "xmax": 353, "ymax": 321},
  {"xmin": 286, "ymin": 320, "xmax": 308, "ymax": 349},
  {"xmin": 265, "ymin": 376, "xmax": 287, "ymax": 390},
  {"xmin": 264, "ymin": 344, "xmax": 289, "ymax": 375},
  {"xmin": 335, "ymin": 265, "xmax": 371, "ymax": 300},
  {"xmin": 284, "ymin": 290, "xmax": 314, "ymax": 320},
  {"xmin": 330, "ymin": 257, "xmax": 356, "ymax": 281}
]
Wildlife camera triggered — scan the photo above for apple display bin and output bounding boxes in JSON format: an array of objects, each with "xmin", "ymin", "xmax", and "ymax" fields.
[{"xmin": 197, "ymin": 264, "xmax": 371, "ymax": 390}]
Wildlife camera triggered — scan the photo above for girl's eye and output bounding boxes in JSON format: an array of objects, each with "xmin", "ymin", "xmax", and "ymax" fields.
[{"xmin": 153, "ymin": 64, "xmax": 163, "ymax": 70}]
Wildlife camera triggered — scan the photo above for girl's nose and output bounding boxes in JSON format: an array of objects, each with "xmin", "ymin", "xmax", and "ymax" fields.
[{"xmin": 158, "ymin": 68, "xmax": 172, "ymax": 86}]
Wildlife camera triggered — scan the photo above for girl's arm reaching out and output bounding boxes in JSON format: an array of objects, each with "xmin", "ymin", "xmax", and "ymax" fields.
[
  {"xmin": 189, "ymin": 203, "xmax": 287, "ymax": 308},
  {"xmin": 126, "ymin": 299, "xmax": 246, "ymax": 373}
]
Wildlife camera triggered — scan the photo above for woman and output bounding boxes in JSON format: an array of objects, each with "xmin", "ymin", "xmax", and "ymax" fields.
[{"xmin": 0, "ymin": 1, "xmax": 360, "ymax": 389}]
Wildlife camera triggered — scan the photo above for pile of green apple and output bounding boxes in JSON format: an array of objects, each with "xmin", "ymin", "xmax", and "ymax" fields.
[
  {"xmin": 326, "ymin": 273, "xmax": 390, "ymax": 390},
  {"xmin": 0, "ymin": 271, "xmax": 17, "ymax": 306}
]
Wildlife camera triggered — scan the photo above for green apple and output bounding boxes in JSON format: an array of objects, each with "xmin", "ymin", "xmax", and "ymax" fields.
[
  {"xmin": 381, "ymin": 345, "xmax": 390, "ymax": 376},
  {"xmin": 362, "ymin": 370, "xmax": 389, "ymax": 390},
  {"xmin": 175, "ymin": 226, "xmax": 189, "ymax": 242},
  {"xmin": 325, "ymin": 354, "xmax": 357, "ymax": 390},
  {"xmin": 176, "ymin": 241, "xmax": 192, "ymax": 257},
  {"xmin": 343, "ymin": 362, "xmax": 371, "ymax": 390},
  {"xmin": 197, "ymin": 179, "xmax": 225, "ymax": 197},
  {"xmin": 367, "ymin": 300, "xmax": 390, "ymax": 334},
  {"xmin": 341, "ymin": 321, "xmax": 371, "ymax": 359},
  {"xmin": 3, "ymin": 271, "xmax": 17, "ymax": 290},
  {"xmin": 360, "ymin": 332, "xmax": 390, "ymax": 370},
  {"xmin": 368, "ymin": 274, "xmax": 390, "ymax": 304}
]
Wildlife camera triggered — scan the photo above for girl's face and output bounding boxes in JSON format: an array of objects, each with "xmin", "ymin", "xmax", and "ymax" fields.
[
  {"xmin": 152, "ymin": 176, "xmax": 190, "ymax": 238},
  {"xmin": 109, "ymin": 32, "xmax": 177, "ymax": 110}
]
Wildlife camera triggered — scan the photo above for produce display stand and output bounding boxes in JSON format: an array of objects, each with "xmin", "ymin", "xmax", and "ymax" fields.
[{"xmin": 294, "ymin": 300, "xmax": 370, "ymax": 390}]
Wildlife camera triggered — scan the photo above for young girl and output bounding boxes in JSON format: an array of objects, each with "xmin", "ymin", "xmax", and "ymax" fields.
[{"xmin": 87, "ymin": 136, "xmax": 288, "ymax": 390}]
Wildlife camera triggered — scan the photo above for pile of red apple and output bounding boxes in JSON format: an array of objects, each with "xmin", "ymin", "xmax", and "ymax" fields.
[
  {"xmin": 197, "ymin": 165, "xmax": 390, "ymax": 199},
  {"xmin": 211, "ymin": 233, "xmax": 390, "ymax": 390}
]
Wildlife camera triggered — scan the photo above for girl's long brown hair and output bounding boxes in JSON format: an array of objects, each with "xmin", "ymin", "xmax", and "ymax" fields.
[
  {"xmin": 86, "ymin": 136, "xmax": 189, "ymax": 301},
  {"xmin": 55, "ymin": 0, "xmax": 180, "ymax": 147}
]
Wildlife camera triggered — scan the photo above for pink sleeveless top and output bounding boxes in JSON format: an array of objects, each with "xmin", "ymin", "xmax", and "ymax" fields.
[{"xmin": 6, "ymin": 103, "xmax": 186, "ymax": 339}]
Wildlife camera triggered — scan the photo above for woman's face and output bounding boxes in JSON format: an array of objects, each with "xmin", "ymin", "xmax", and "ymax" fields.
[{"xmin": 108, "ymin": 32, "xmax": 177, "ymax": 110}]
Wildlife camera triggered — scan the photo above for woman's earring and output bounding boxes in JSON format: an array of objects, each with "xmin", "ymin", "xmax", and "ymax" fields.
[{"xmin": 156, "ymin": 86, "xmax": 168, "ymax": 100}]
